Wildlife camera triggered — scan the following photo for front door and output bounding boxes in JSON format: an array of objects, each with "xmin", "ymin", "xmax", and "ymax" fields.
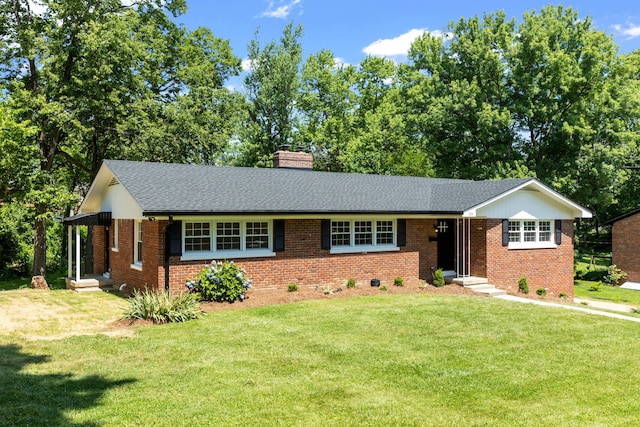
[{"xmin": 436, "ymin": 219, "xmax": 456, "ymax": 271}]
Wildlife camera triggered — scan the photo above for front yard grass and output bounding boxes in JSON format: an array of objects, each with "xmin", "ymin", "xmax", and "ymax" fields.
[{"xmin": 1, "ymin": 291, "xmax": 640, "ymax": 426}]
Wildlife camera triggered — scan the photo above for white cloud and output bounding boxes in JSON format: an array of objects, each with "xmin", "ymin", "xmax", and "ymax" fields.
[
  {"xmin": 613, "ymin": 23, "xmax": 640, "ymax": 39},
  {"xmin": 333, "ymin": 57, "xmax": 350, "ymax": 68},
  {"xmin": 363, "ymin": 28, "xmax": 441, "ymax": 57},
  {"xmin": 260, "ymin": 0, "xmax": 302, "ymax": 19},
  {"xmin": 241, "ymin": 58, "xmax": 254, "ymax": 72},
  {"xmin": 27, "ymin": 0, "xmax": 46, "ymax": 15}
]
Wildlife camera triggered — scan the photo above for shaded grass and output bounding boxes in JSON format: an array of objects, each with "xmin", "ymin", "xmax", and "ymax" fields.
[
  {"xmin": 2, "ymin": 294, "xmax": 640, "ymax": 425},
  {"xmin": 0, "ymin": 269, "xmax": 68, "ymax": 291}
]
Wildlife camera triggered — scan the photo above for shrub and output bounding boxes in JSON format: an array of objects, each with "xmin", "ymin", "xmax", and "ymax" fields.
[
  {"xmin": 559, "ymin": 292, "xmax": 568, "ymax": 300},
  {"xmin": 186, "ymin": 260, "xmax": 252, "ymax": 303},
  {"xmin": 574, "ymin": 268, "xmax": 587, "ymax": 280},
  {"xmin": 589, "ymin": 282, "xmax": 602, "ymax": 292},
  {"xmin": 346, "ymin": 278, "xmax": 356, "ymax": 288},
  {"xmin": 123, "ymin": 289, "xmax": 203, "ymax": 324},
  {"xmin": 322, "ymin": 286, "xmax": 334, "ymax": 295},
  {"xmin": 380, "ymin": 286, "xmax": 388, "ymax": 291},
  {"xmin": 432, "ymin": 269, "xmax": 445, "ymax": 287},
  {"xmin": 394, "ymin": 277, "xmax": 404, "ymax": 286},
  {"xmin": 583, "ymin": 269, "xmax": 607, "ymax": 282},
  {"xmin": 287, "ymin": 283, "xmax": 298, "ymax": 292},
  {"xmin": 518, "ymin": 277, "xmax": 529, "ymax": 294},
  {"xmin": 602, "ymin": 264, "xmax": 627, "ymax": 286},
  {"xmin": 535, "ymin": 288, "xmax": 547, "ymax": 297}
]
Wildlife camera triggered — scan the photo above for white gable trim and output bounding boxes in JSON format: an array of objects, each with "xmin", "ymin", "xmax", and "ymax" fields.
[
  {"xmin": 79, "ymin": 162, "xmax": 144, "ymax": 219},
  {"xmin": 463, "ymin": 179, "xmax": 592, "ymax": 219}
]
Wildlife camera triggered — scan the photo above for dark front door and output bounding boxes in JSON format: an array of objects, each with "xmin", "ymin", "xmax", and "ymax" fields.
[{"xmin": 436, "ymin": 219, "xmax": 456, "ymax": 271}]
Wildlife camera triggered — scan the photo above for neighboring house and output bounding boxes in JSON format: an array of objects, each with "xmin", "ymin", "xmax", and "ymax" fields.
[
  {"xmin": 608, "ymin": 209, "xmax": 640, "ymax": 283},
  {"xmin": 64, "ymin": 151, "xmax": 591, "ymax": 298}
]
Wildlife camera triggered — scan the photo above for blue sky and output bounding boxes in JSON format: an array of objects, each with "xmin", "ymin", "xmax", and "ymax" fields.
[{"xmin": 176, "ymin": 0, "xmax": 640, "ymax": 70}]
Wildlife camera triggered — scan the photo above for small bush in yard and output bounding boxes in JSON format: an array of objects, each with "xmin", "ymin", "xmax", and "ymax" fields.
[
  {"xmin": 589, "ymin": 282, "xmax": 602, "ymax": 292},
  {"xmin": 287, "ymin": 283, "xmax": 298, "ymax": 292},
  {"xmin": 603, "ymin": 264, "xmax": 627, "ymax": 286},
  {"xmin": 187, "ymin": 260, "xmax": 252, "ymax": 303},
  {"xmin": 432, "ymin": 269, "xmax": 445, "ymax": 287},
  {"xmin": 123, "ymin": 289, "xmax": 202, "ymax": 324},
  {"xmin": 346, "ymin": 278, "xmax": 356, "ymax": 288},
  {"xmin": 536, "ymin": 288, "xmax": 547, "ymax": 297},
  {"xmin": 394, "ymin": 277, "xmax": 404, "ymax": 286},
  {"xmin": 518, "ymin": 277, "xmax": 529, "ymax": 294},
  {"xmin": 559, "ymin": 292, "xmax": 568, "ymax": 300}
]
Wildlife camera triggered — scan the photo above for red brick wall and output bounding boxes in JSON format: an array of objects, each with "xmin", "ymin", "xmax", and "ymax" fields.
[
  {"xmin": 164, "ymin": 219, "xmax": 438, "ymax": 293},
  {"xmin": 612, "ymin": 214, "xmax": 640, "ymax": 282},
  {"xmin": 485, "ymin": 219, "xmax": 574, "ymax": 298},
  {"xmin": 92, "ymin": 226, "xmax": 107, "ymax": 274},
  {"xmin": 109, "ymin": 219, "xmax": 160, "ymax": 293}
]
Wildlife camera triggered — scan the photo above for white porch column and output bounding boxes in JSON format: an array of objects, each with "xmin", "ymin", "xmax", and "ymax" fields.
[
  {"xmin": 75, "ymin": 225, "xmax": 81, "ymax": 282},
  {"xmin": 67, "ymin": 225, "xmax": 72, "ymax": 278}
]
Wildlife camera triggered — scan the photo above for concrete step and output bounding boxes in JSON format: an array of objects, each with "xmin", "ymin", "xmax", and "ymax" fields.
[
  {"xmin": 465, "ymin": 283, "xmax": 507, "ymax": 296},
  {"xmin": 451, "ymin": 276, "xmax": 489, "ymax": 286}
]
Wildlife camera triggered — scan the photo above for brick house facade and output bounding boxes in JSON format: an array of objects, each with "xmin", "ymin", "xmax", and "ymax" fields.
[
  {"xmin": 69, "ymin": 155, "xmax": 589, "ymax": 299},
  {"xmin": 610, "ymin": 210, "xmax": 640, "ymax": 283}
]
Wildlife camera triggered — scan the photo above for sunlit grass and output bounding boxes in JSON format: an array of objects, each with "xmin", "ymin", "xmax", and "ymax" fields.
[{"xmin": 2, "ymin": 293, "xmax": 640, "ymax": 425}]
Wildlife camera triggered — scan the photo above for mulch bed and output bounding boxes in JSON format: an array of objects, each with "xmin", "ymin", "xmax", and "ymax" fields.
[{"xmin": 199, "ymin": 283, "xmax": 483, "ymax": 312}]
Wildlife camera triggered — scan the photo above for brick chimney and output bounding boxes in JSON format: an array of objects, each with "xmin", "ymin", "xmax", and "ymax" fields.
[{"xmin": 273, "ymin": 150, "xmax": 313, "ymax": 170}]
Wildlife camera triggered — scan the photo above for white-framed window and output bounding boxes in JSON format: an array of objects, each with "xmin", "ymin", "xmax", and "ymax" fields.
[
  {"xmin": 112, "ymin": 219, "xmax": 119, "ymax": 251},
  {"xmin": 132, "ymin": 220, "xmax": 143, "ymax": 269},
  {"xmin": 330, "ymin": 219, "xmax": 398, "ymax": 254},
  {"xmin": 181, "ymin": 219, "xmax": 274, "ymax": 260},
  {"xmin": 508, "ymin": 220, "xmax": 555, "ymax": 249}
]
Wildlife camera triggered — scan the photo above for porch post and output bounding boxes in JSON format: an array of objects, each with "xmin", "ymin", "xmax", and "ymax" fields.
[
  {"xmin": 67, "ymin": 225, "xmax": 72, "ymax": 278},
  {"xmin": 75, "ymin": 225, "xmax": 81, "ymax": 282}
]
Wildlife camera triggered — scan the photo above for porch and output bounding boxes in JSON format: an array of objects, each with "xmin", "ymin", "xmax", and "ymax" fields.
[{"xmin": 62, "ymin": 211, "xmax": 112, "ymax": 292}]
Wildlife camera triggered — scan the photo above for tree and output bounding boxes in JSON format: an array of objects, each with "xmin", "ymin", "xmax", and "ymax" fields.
[
  {"xmin": 298, "ymin": 49, "xmax": 356, "ymax": 171},
  {"xmin": 0, "ymin": 0, "xmax": 241, "ymax": 276},
  {"xmin": 238, "ymin": 22, "xmax": 303, "ymax": 166}
]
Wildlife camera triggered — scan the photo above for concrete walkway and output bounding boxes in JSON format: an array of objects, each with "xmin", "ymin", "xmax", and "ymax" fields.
[{"xmin": 494, "ymin": 294, "xmax": 640, "ymax": 323}]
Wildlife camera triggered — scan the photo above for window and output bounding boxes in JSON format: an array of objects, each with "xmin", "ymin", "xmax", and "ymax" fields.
[
  {"xmin": 245, "ymin": 221, "xmax": 269, "ymax": 249},
  {"xmin": 133, "ymin": 220, "xmax": 143, "ymax": 266},
  {"xmin": 330, "ymin": 219, "xmax": 396, "ymax": 253},
  {"xmin": 185, "ymin": 222, "xmax": 211, "ymax": 252},
  {"xmin": 216, "ymin": 222, "xmax": 241, "ymax": 250},
  {"xmin": 508, "ymin": 220, "xmax": 556, "ymax": 248},
  {"xmin": 112, "ymin": 220, "xmax": 119, "ymax": 251},
  {"xmin": 181, "ymin": 220, "xmax": 274, "ymax": 260}
]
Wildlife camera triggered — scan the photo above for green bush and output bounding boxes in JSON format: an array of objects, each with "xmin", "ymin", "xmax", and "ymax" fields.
[
  {"xmin": 518, "ymin": 277, "xmax": 529, "ymax": 294},
  {"xmin": 123, "ymin": 289, "xmax": 203, "ymax": 324},
  {"xmin": 186, "ymin": 260, "xmax": 252, "ymax": 303},
  {"xmin": 287, "ymin": 283, "xmax": 298, "ymax": 292},
  {"xmin": 346, "ymin": 278, "xmax": 356, "ymax": 288},
  {"xmin": 535, "ymin": 288, "xmax": 547, "ymax": 297},
  {"xmin": 394, "ymin": 277, "xmax": 404, "ymax": 286},
  {"xmin": 380, "ymin": 286, "xmax": 388, "ymax": 291},
  {"xmin": 589, "ymin": 282, "xmax": 602, "ymax": 292},
  {"xmin": 559, "ymin": 292, "xmax": 568, "ymax": 300},
  {"xmin": 432, "ymin": 269, "xmax": 445, "ymax": 287},
  {"xmin": 603, "ymin": 264, "xmax": 627, "ymax": 286},
  {"xmin": 574, "ymin": 268, "xmax": 587, "ymax": 280},
  {"xmin": 583, "ymin": 269, "xmax": 607, "ymax": 282}
]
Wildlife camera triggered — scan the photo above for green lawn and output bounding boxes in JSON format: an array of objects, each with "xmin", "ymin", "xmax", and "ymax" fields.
[
  {"xmin": 1, "ymin": 292, "xmax": 640, "ymax": 426},
  {"xmin": 0, "ymin": 269, "xmax": 68, "ymax": 291},
  {"xmin": 575, "ymin": 280, "xmax": 640, "ymax": 306}
]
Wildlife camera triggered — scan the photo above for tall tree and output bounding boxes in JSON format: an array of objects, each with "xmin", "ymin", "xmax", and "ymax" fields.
[
  {"xmin": 298, "ymin": 49, "xmax": 356, "ymax": 171},
  {"xmin": 0, "ymin": 0, "xmax": 241, "ymax": 276},
  {"xmin": 238, "ymin": 22, "xmax": 303, "ymax": 166}
]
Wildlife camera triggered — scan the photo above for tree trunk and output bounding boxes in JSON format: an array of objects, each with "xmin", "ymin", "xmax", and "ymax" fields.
[{"xmin": 32, "ymin": 216, "xmax": 47, "ymax": 277}]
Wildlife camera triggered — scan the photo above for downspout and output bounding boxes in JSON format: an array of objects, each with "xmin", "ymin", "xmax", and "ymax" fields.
[{"xmin": 164, "ymin": 216, "xmax": 173, "ymax": 292}]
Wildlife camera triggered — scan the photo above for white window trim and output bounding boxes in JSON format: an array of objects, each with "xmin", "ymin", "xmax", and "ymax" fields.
[
  {"xmin": 329, "ymin": 219, "xmax": 399, "ymax": 254},
  {"xmin": 180, "ymin": 219, "xmax": 275, "ymax": 261},
  {"xmin": 131, "ymin": 220, "xmax": 143, "ymax": 269},
  {"xmin": 508, "ymin": 219, "xmax": 557, "ymax": 250},
  {"xmin": 111, "ymin": 219, "xmax": 119, "ymax": 252}
]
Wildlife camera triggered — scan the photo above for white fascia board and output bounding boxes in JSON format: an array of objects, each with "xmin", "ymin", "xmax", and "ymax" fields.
[{"xmin": 463, "ymin": 179, "xmax": 593, "ymax": 219}]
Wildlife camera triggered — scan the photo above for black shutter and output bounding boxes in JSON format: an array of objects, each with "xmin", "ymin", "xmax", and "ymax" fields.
[
  {"xmin": 321, "ymin": 219, "xmax": 331, "ymax": 250},
  {"xmin": 166, "ymin": 220, "xmax": 182, "ymax": 256},
  {"xmin": 502, "ymin": 219, "xmax": 509, "ymax": 246},
  {"xmin": 397, "ymin": 219, "xmax": 406, "ymax": 247},
  {"xmin": 273, "ymin": 219, "xmax": 285, "ymax": 252},
  {"xmin": 555, "ymin": 220, "xmax": 562, "ymax": 245}
]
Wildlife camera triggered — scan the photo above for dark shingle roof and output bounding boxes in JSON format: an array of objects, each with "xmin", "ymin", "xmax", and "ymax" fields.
[{"xmin": 102, "ymin": 160, "xmax": 532, "ymax": 215}]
